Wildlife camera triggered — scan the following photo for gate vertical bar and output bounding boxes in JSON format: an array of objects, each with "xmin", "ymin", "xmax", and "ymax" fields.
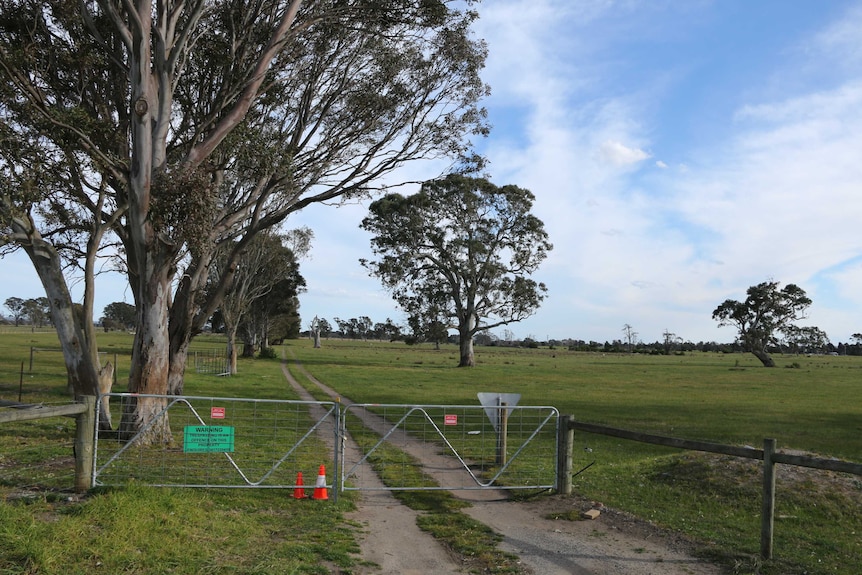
[
  {"xmin": 333, "ymin": 397, "xmax": 340, "ymax": 502},
  {"xmin": 496, "ymin": 401, "xmax": 508, "ymax": 466}
]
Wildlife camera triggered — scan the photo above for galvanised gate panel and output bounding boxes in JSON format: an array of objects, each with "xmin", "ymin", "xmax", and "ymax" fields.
[
  {"xmin": 94, "ymin": 393, "xmax": 338, "ymax": 490},
  {"xmin": 340, "ymin": 403, "xmax": 559, "ymax": 492}
]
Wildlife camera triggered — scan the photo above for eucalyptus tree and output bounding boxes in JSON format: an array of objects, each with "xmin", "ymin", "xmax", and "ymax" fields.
[
  {"xmin": 712, "ymin": 280, "xmax": 813, "ymax": 367},
  {"xmin": 782, "ymin": 325, "xmax": 830, "ymax": 355},
  {"xmin": 361, "ymin": 174, "xmax": 552, "ymax": 367},
  {"xmin": 622, "ymin": 323, "xmax": 637, "ymax": 353},
  {"xmin": 212, "ymin": 231, "xmax": 306, "ymax": 374},
  {"xmin": 4, "ymin": 297, "xmax": 25, "ymax": 326},
  {"xmin": 1, "ymin": 1, "xmax": 488, "ymax": 441},
  {"xmin": 102, "ymin": 302, "xmax": 137, "ymax": 331}
]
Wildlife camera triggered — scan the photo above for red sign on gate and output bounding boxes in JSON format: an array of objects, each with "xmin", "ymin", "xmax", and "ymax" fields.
[
  {"xmin": 211, "ymin": 407, "xmax": 226, "ymax": 419},
  {"xmin": 444, "ymin": 414, "xmax": 458, "ymax": 426}
]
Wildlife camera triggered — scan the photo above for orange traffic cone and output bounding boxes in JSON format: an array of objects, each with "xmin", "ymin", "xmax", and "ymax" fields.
[
  {"xmin": 312, "ymin": 464, "xmax": 328, "ymax": 500},
  {"xmin": 293, "ymin": 471, "xmax": 307, "ymax": 499}
]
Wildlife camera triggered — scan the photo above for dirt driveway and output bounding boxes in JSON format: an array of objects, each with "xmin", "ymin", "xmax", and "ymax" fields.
[{"xmin": 282, "ymin": 359, "xmax": 724, "ymax": 575}]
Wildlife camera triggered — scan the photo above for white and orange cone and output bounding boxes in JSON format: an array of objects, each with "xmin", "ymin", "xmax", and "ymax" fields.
[
  {"xmin": 293, "ymin": 471, "xmax": 307, "ymax": 499},
  {"xmin": 312, "ymin": 464, "xmax": 329, "ymax": 500}
]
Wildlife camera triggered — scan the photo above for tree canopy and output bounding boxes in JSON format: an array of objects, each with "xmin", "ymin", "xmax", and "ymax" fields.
[
  {"xmin": 102, "ymin": 302, "xmax": 136, "ymax": 331},
  {"xmin": 712, "ymin": 280, "xmax": 815, "ymax": 367},
  {"xmin": 0, "ymin": 0, "xmax": 488, "ymax": 439},
  {"xmin": 209, "ymin": 229, "xmax": 307, "ymax": 373},
  {"xmin": 360, "ymin": 174, "xmax": 552, "ymax": 367}
]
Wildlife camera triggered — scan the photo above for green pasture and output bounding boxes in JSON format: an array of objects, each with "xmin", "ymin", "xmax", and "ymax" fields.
[
  {"xmin": 287, "ymin": 339, "xmax": 862, "ymax": 460},
  {"xmin": 2, "ymin": 330, "xmax": 861, "ymax": 574},
  {"xmin": 286, "ymin": 338, "xmax": 862, "ymax": 575}
]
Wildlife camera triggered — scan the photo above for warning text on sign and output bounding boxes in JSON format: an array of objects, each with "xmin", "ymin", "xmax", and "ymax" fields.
[{"xmin": 183, "ymin": 425, "xmax": 235, "ymax": 453}]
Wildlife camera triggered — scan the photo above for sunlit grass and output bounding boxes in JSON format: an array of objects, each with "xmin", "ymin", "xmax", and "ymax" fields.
[
  {"xmin": 3, "ymin": 332, "xmax": 861, "ymax": 574},
  {"xmin": 287, "ymin": 337, "xmax": 862, "ymax": 575}
]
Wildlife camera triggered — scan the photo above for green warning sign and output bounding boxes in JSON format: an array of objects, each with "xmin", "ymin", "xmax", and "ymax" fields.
[{"xmin": 183, "ymin": 425, "xmax": 235, "ymax": 453}]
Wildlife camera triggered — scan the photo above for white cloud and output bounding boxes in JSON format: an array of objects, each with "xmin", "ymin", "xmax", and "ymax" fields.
[
  {"xmin": 597, "ymin": 140, "xmax": 651, "ymax": 166},
  {"xmin": 655, "ymin": 160, "xmax": 668, "ymax": 169}
]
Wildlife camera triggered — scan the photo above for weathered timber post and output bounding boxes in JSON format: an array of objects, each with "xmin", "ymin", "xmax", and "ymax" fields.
[
  {"xmin": 496, "ymin": 402, "xmax": 509, "ymax": 466},
  {"xmin": 74, "ymin": 396, "xmax": 96, "ymax": 493},
  {"xmin": 761, "ymin": 438, "xmax": 777, "ymax": 560},
  {"xmin": 556, "ymin": 414, "xmax": 574, "ymax": 494}
]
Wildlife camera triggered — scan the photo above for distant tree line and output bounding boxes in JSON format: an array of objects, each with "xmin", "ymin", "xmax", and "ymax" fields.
[
  {"xmin": 8, "ymin": 296, "xmax": 861, "ymax": 357},
  {"xmin": 299, "ymin": 314, "xmax": 862, "ymax": 357},
  {"xmin": 3, "ymin": 297, "xmax": 53, "ymax": 327}
]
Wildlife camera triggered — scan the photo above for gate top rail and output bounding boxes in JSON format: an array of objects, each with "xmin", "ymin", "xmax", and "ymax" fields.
[
  {"xmin": 345, "ymin": 403, "xmax": 558, "ymax": 411},
  {"xmin": 104, "ymin": 392, "xmax": 336, "ymax": 407}
]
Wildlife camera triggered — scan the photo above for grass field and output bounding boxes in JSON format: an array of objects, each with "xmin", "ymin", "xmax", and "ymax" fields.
[
  {"xmin": 1, "ymin": 330, "xmax": 861, "ymax": 574},
  {"xmin": 286, "ymin": 339, "xmax": 862, "ymax": 575}
]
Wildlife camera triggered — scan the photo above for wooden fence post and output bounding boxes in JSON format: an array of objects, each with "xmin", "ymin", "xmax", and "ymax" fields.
[
  {"xmin": 761, "ymin": 438, "xmax": 776, "ymax": 560},
  {"xmin": 74, "ymin": 396, "xmax": 96, "ymax": 493},
  {"xmin": 557, "ymin": 415, "xmax": 574, "ymax": 494}
]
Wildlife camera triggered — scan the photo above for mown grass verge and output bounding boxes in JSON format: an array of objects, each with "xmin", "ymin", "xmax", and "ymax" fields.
[
  {"xmin": 1, "ymin": 332, "xmax": 364, "ymax": 574},
  {"xmin": 1, "ymin": 483, "xmax": 360, "ymax": 575}
]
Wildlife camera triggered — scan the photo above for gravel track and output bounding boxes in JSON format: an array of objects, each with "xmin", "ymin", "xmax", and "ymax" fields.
[{"xmin": 281, "ymin": 355, "xmax": 724, "ymax": 575}]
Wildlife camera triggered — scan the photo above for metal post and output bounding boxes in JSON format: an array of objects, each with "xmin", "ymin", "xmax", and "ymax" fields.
[
  {"xmin": 556, "ymin": 415, "xmax": 574, "ymax": 494},
  {"xmin": 761, "ymin": 438, "xmax": 776, "ymax": 560},
  {"xmin": 496, "ymin": 401, "xmax": 508, "ymax": 466},
  {"xmin": 75, "ymin": 396, "xmax": 97, "ymax": 493},
  {"xmin": 333, "ymin": 397, "xmax": 341, "ymax": 503}
]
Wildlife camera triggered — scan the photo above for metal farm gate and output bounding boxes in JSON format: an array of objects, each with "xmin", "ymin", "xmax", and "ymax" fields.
[
  {"xmin": 91, "ymin": 395, "xmax": 559, "ymax": 495},
  {"xmin": 340, "ymin": 403, "xmax": 559, "ymax": 492},
  {"xmin": 93, "ymin": 393, "xmax": 338, "ymax": 491}
]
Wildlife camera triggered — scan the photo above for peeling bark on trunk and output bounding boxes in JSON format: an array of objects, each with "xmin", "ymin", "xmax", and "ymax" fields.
[
  {"xmin": 227, "ymin": 326, "xmax": 239, "ymax": 374},
  {"xmin": 97, "ymin": 362, "xmax": 114, "ymax": 431},
  {"xmin": 119, "ymin": 264, "xmax": 174, "ymax": 444},
  {"xmin": 458, "ymin": 319, "xmax": 475, "ymax": 367},
  {"xmin": 458, "ymin": 310, "xmax": 477, "ymax": 367},
  {"xmin": 21, "ymin": 235, "xmax": 101, "ymax": 397},
  {"xmin": 458, "ymin": 336, "xmax": 475, "ymax": 367},
  {"xmin": 167, "ymin": 346, "xmax": 188, "ymax": 396}
]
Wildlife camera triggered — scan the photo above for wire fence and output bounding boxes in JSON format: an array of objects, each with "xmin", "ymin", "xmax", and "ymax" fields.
[
  {"xmin": 0, "ymin": 403, "xmax": 79, "ymax": 492},
  {"xmin": 192, "ymin": 349, "xmax": 230, "ymax": 376}
]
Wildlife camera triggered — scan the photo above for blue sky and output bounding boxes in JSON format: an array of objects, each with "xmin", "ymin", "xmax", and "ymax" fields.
[{"xmin": 4, "ymin": 0, "xmax": 862, "ymax": 345}]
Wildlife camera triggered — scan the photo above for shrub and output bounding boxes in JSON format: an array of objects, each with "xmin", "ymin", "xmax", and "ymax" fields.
[{"xmin": 257, "ymin": 346, "xmax": 278, "ymax": 359}]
